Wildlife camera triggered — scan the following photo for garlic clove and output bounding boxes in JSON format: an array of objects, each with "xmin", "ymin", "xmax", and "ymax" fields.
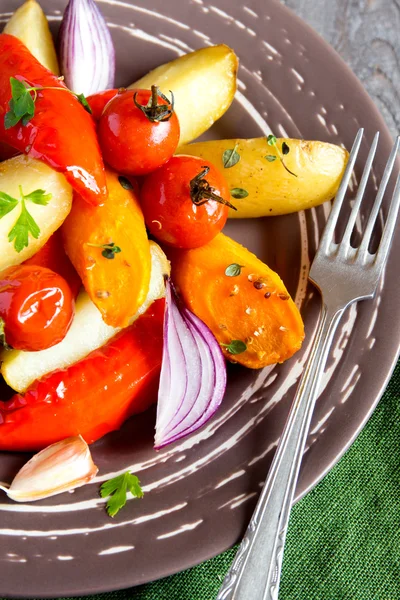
[{"xmin": 7, "ymin": 435, "xmax": 98, "ymax": 502}]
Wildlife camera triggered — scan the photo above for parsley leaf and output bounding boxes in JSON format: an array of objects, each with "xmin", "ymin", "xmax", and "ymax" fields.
[
  {"xmin": 100, "ymin": 471, "xmax": 144, "ymax": 518},
  {"xmin": 0, "ymin": 192, "xmax": 19, "ymax": 218},
  {"xmin": 21, "ymin": 113, "xmax": 34, "ymax": 127},
  {"xmin": 8, "ymin": 198, "xmax": 40, "ymax": 252},
  {"xmin": 4, "ymin": 77, "xmax": 93, "ymax": 130},
  {"xmin": 13, "ymin": 88, "xmax": 35, "ymax": 119},
  {"xmin": 4, "ymin": 106, "xmax": 21, "ymax": 130},
  {"xmin": 5, "ymin": 78, "xmax": 35, "ymax": 129},
  {"xmin": 10, "ymin": 77, "xmax": 29, "ymax": 101},
  {"xmin": 23, "ymin": 189, "xmax": 52, "ymax": 205},
  {"xmin": 76, "ymin": 93, "xmax": 93, "ymax": 114},
  {"xmin": 0, "ymin": 186, "xmax": 52, "ymax": 252}
]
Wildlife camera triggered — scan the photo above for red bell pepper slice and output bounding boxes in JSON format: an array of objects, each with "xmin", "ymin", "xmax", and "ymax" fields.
[
  {"xmin": 0, "ymin": 300, "xmax": 164, "ymax": 451},
  {"xmin": 0, "ymin": 140, "xmax": 19, "ymax": 162},
  {"xmin": 0, "ymin": 34, "xmax": 107, "ymax": 206}
]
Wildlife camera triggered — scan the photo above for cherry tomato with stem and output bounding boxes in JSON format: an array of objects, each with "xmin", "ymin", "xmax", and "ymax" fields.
[
  {"xmin": 0, "ymin": 265, "xmax": 75, "ymax": 352},
  {"xmin": 140, "ymin": 155, "xmax": 236, "ymax": 249},
  {"xmin": 98, "ymin": 86, "xmax": 180, "ymax": 176}
]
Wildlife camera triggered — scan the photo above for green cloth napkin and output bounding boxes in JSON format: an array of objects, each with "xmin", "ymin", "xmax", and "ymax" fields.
[{"xmin": 5, "ymin": 361, "xmax": 400, "ymax": 600}]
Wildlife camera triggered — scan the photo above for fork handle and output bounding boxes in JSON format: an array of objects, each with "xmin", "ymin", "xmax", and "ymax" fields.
[{"xmin": 217, "ymin": 303, "xmax": 345, "ymax": 600}]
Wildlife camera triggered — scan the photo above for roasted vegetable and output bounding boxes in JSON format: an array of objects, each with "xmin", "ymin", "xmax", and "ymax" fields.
[
  {"xmin": 179, "ymin": 137, "xmax": 349, "ymax": 217},
  {"xmin": 98, "ymin": 88, "xmax": 180, "ymax": 176},
  {"xmin": 129, "ymin": 45, "xmax": 238, "ymax": 146},
  {"xmin": 24, "ymin": 230, "xmax": 82, "ymax": 298},
  {"xmin": 0, "ymin": 300, "xmax": 164, "ymax": 452},
  {"xmin": 0, "ymin": 141, "xmax": 18, "ymax": 162},
  {"xmin": 87, "ymin": 89, "xmax": 118, "ymax": 120},
  {"xmin": 59, "ymin": 0, "xmax": 115, "ymax": 96},
  {"xmin": 0, "ymin": 264, "xmax": 75, "ymax": 352},
  {"xmin": 4, "ymin": 0, "xmax": 60, "ymax": 74},
  {"xmin": 0, "ymin": 34, "xmax": 107, "ymax": 206},
  {"xmin": 1, "ymin": 242, "xmax": 169, "ymax": 393},
  {"xmin": 5, "ymin": 436, "xmax": 98, "ymax": 500},
  {"xmin": 62, "ymin": 168, "xmax": 151, "ymax": 327},
  {"xmin": 168, "ymin": 233, "xmax": 304, "ymax": 369},
  {"xmin": 140, "ymin": 155, "xmax": 231, "ymax": 248},
  {"xmin": 0, "ymin": 155, "xmax": 72, "ymax": 270}
]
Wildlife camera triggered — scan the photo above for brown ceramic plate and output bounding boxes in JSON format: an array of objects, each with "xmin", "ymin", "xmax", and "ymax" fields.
[{"xmin": 0, "ymin": 0, "xmax": 398, "ymax": 597}]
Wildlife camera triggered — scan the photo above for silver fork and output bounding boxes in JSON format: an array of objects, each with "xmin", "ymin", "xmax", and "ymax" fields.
[{"xmin": 217, "ymin": 128, "xmax": 400, "ymax": 600}]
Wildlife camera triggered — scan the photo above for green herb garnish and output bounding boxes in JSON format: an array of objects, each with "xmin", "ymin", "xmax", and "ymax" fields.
[
  {"xmin": 265, "ymin": 135, "xmax": 297, "ymax": 177},
  {"xmin": 230, "ymin": 188, "xmax": 248, "ymax": 199},
  {"xmin": 86, "ymin": 241, "xmax": 122, "ymax": 260},
  {"xmin": 4, "ymin": 77, "xmax": 92, "ymax": 129},
  {"xmin": 118, "ymin": 176, "xmax": 134, "ymax": 191},
  {"xmin": 5, "ymin": 78, "xmax": 35, "ymax": 128},
  {"xmin": 221, "ymin": 339, "xmax": 247, "ymax": 355},
  {"xmin": 225, "ymin": 263, "xmax": 245, "ymax": 277},
  {"xmin": 222, "ymin": 144, "xmax": 240, "ymax": 169},
  {"xmin": 0, "ymin": 186, "xmax": 51, "ymax": 252},
  {"xmin": 23, "ymin": 188, "xmax": 52, "ymax": 205},
  {"xmin": 0, "ymin": 192, "xmax": 19, "ymax": 218},
  {"xmin": 8, "ymin": 199, "xmax": 40, "ymax": 252},
  {"xmin": 76, "ymin": 93, "xmax": 92, "ymax": 113},
  {"xmin": 100, "ymin": 471, "xmax": 144, "ymax": 518}
]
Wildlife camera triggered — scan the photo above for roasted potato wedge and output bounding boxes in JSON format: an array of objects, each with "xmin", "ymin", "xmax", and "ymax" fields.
[
  {"xmin": 179, "ymin": 138, "xmax": 349, "ymax": 218},
  {"xmin": 1, "ymin": 242, "xmax": 170, "ymax": 393},
  {"xmin": 0, "ymin": 155, "xmax": 72, "ymax": 270},
  {"xmin": 62, "ymin": 169, "xmax": 151, "ymax": 328},
  {"xmin": 4, "ymin": 0, "xmax": 60, "ymax": 74},
  {"xmin": 129, "ymin": 45, "xmax": 238, "ymax": 146}
]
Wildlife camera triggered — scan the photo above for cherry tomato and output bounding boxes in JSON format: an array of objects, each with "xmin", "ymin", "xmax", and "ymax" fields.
[
  {"xmin": 98, "ymin": 86, "xmax": 180, "ymax": 176},
  {"xmin": 140, "ymin": 155, "xmax": 234, "ymax": 248},
  {"xmin": 0, "ymin": 265, "xmax": 75, "ymax": 352},
  {"xmin": 87, "ymin": 89, "xmax": 119, "ymax": 121}
]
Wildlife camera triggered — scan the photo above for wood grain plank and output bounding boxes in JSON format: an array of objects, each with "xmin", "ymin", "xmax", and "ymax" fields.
[{"xmin": 283, "ymin": 0, "xmax": 400, "ymax": 138}]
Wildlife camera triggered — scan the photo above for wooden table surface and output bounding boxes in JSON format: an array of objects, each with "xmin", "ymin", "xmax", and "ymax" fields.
[{"xmin": 284, "ymin": 0, "xmax": 399, "ymax": 139}]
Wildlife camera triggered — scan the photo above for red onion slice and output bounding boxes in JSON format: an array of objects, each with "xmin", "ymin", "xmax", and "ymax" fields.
[
  {"xmin": 154, "ymin": 281, "xmax": 227, "ymax": 449},
  {"xmin": 59, "ymin": 0, "xmax": 115, "ymax": 96}
]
